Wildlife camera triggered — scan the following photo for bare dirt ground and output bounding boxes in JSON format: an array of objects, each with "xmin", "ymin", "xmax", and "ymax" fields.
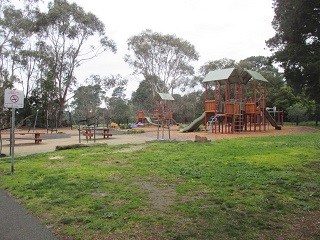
[{"xmin": 0, "ymin": 125, "xmax": 318, "ymax": 156}]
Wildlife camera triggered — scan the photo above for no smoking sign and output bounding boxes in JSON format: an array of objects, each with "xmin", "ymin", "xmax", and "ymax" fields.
[{"xmin": 4, "ymin": 89, "xmax": 24, "ymax": 108}]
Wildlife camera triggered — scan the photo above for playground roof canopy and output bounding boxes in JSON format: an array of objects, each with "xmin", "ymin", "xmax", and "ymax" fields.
[
  {"xmin": 241, "ymin": 70, "xmax": 268, "ymax": 83},
  {"xmin": 202, "ymin": 68, "xmax": 268, "ymax": 85},
  {"xmin": 158, "ymin": 92, "xmax": 174, "ymax": 101}
]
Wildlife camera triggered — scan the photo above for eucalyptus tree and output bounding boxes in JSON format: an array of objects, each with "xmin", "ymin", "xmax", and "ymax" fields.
[
  {"xmin": 106, "ymin": 86, "xmax": 130, "ymax": 124},
  {"xmin": 0, "ymin": 4, "xmax": 34, "ymax": 92},
  {"xmin": 125, "ymin": 29, "xmax": 199, "ymax": 96},
  {"xmin": 72, "ymin": 74, "xmax": 128, "ymax": 123},
  {"xmin": 193, "ymin": 58, "xmax": 237, "ymax": 102},
  {"xmin": 84, "ymin": 74, "xmax": 128, "ymax": 94},
  {"xmin": 0, "ymin": 0, "xmax": 39, "ymax": 126},
  {"xmin": 0, "ymin": 0, "xmax": 42, "ymax": 87},
  {"xmin": 131, "ymin": 79, "xmax": 154, "ymax": 113},
  {"xmin": 71, "ymin": 84, "xmax": 104, "ymax": 120},
  {"xmin": 266, "ymin": 0, "xmax": 320, "ymax": 124},
  {"xmin": 198, "ymin": 58, "xmax": 237, "ymax": 77},
  {"xmin": 36, "ymin": 0, "xmax": 116, "ymax": 125}
]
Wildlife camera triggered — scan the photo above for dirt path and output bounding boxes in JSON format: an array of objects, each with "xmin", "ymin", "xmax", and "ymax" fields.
[{"xmin": 0, "ymin": 125, "xmax": 318, "ymax": 156}]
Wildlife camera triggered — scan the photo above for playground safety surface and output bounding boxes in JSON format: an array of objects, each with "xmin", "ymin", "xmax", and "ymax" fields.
[{"xmin": 0, "ymin": 125, "xmax": 318, "ymax": 156}]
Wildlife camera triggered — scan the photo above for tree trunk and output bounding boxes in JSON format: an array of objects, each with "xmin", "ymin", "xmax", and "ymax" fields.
[
  {"xmin": 57, "ymin": 101, "xmax": 65, "ymax": 127},
  {"xmin": 315, "ymin": 101, "xmax": 320, "ymax": 126}
]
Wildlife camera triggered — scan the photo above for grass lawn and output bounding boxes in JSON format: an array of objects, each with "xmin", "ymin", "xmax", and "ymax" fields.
[{"xmin": 0, "ymin": 132, "xmax": 319, "ymax": 239}]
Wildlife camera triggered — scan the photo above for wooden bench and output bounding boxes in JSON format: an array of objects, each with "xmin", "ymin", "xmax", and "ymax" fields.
[
  {"xmin": 82, "ymin": 131, "xmax": 93, "ymax": 138},
  {"xmin": 102, "ymin": 133, "xmax": 113, "ymax": 138},
  {"xmin": 82, "ymin": 128, "xmax": 112, "ymax": 139},
  {"xmin": 5, "ymin": 137, "xmax": 44, "ymax": 144},
  {"xmin": 47, "ymin": 128, "xmax": 58, "ymax": 134},
  {"xmin": 82, "ymin": 132, "xmax": 113, "ymax": 139},
  {"xmin": 2, "ymin": 132, "xmax": 45, "ymax": 144}
]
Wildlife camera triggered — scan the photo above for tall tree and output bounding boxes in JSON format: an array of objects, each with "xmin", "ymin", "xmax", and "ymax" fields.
[
  {"xmin": 198, "ymin": 58, "xmax": 237, "ymax": 77},
  {"xmin": 131, "ymin": 79, "xmax": 154, "ymax": 113},
  {"xmin": 266, "ymin": 0, "xmax": 320, "ymax": 124},
  {"xmin": 72, "ymin": 84, "xmax": 103, "ymax": 120},
  {"xmin": 124, "ymin": 29, "xmax": 199, "ymax": 96},
  {"xmin": 0, "ymin": 5, "xmax": 32, "ymax": 83},
  {"xmin": 36, "ymin": 0, "xmax": 116, "ymax": 125},
  {"xmin": 0, "ymin": 1, "xmax": 38, "ymax": 126},
  {"xmin": 106, "ymin": 86, "xmax": 130, "ymax": 124},
  {"xmin": 192, "ymin": 58, "xmax": 237, "ymax": 90}
]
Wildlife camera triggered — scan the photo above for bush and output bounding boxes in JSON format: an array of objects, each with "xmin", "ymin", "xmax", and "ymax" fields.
[
  {"xmin": 287, "ymin": 104, "xmax": 308, "ymax": 125},
  {"xmin": 123, "ymin": 129, "xmax": 145, "ymax": 134},
  {"xmin": 119, "ymin": 124, "xmax": 131, "ymax": 129}
]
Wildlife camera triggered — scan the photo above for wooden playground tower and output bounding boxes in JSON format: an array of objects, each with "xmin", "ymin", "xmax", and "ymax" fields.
[
  {"xmin": 137, "ymin": 92, "xmax": 175, "ymax": 125},
  {"xmin": 203, "ymin": 68, "xmax": 281, "ymax": 134}
]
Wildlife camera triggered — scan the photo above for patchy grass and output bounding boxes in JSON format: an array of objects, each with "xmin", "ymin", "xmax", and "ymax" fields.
[
  {"xmin": 285, "ymin": 121, "xmax": 320, "ymax": 129},
  {"xmin": 0, "ymin": 132, "xmax": 319, "ymax": 239},
  {"xmin": 123, "ymin": 129, "xmax": 145, "ymax": 134}
]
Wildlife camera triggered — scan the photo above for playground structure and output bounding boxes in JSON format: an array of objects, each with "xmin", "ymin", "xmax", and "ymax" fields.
[
  {"xmin": 135, "ymin": 92, "xmax": 176, "ymax": 140},
  {"xmin": 136, "ymin": 92, "xmax": 176, "ymax": 126},
  {"xmin": 181, "ymin": 68, "xmax": 283, "ymax": 133}
]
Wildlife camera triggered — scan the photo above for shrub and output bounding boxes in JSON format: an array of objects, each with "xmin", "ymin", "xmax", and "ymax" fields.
[
  {"xmin": 119, "ymin": 124, "xmax": 131, "ymax": 129},
  {"xmin": 287, "ymin": 103, "xmax": 308, "ymax": 125},
  {"xmin": 123, "ymin": 129, "xmax": 145, "ymax": 134}
]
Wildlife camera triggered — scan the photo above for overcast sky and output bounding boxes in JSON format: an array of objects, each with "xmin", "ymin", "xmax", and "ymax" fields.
[{"xmin": 42, "ymin": 0, "xmax": 276, "ymax": 96}]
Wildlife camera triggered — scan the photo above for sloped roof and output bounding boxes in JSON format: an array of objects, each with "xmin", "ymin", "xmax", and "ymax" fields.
[
  {"xmin": 242, "ymin": 70, "xmax": 268, "ymax": 83},
  {"xmin": 202, "ymin": 68, "xmax": 240, "ymax": 84},
  {"xmin": 202, "ymin": 68, "xmax": 268, "ymax": 85},
  {"xmin": 158, "ymin": 92, "xmax": 174, "ymax": 101}
]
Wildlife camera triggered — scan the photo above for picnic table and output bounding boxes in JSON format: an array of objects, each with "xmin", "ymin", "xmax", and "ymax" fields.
[
  {"xmin": 82, "ymin": 127, "xmax": 112, "ymax": 139},
  {"xmin": 2, "ymin": 132, "xmax": 45, "ymax": 144}
]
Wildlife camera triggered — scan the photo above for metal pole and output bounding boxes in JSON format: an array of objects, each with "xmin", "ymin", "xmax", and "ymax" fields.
[
  {"xmin": 162, "ymin": 119, "xmax": 164, "ymax": 140},
  {"xmin": 55, "ymin": 111, "xmax": 58, "ymax": 131},
  {"xmin": 94, "ymin": 118, "xmax": 96, "ymax": 143},
  {"xmin": 0, "ymin": 130, "xmax": 2, "ymax": 157},
  {"xmin": 157, "ymin": 115, "xmax": 159, "ymax": 140},
  {"xmin": 69, "ymin": 111, "xmax": 72, "ymax": 130},
  {"xmin": 46, "ymin": 111, "xmax": 49, "ymax": 134},
  {"xmin": 168, "ymin": 119, "xmax": 171, "ymax": 140},
  {"xmin": 78, "ymin": 122, "xmax": 81, "ymax": 143},
  {"xmin": 11, "ymin": 108, "xmax": 15, "ymax": 174},
  {"xmin": 33, "ymin": 109, "xmax": 39, "ymax": 132}
]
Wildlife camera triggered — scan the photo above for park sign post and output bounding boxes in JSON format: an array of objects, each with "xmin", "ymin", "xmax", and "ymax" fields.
[
  {"xmin": 4, "ymin": 89, "xmax": 24, "ymax": 174},
  {"xmin": 4, "ymin": 89, "xmax": 24, "ymax": 108}
]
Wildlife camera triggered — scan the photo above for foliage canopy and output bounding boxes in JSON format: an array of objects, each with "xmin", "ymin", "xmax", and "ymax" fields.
[
  {"xmin": 125, "ymin": 29, "xmax": 199, "ymax": 95},
  {"xmin": 267, "ymin": 0, "xmax": 320, "ymax": 115}
]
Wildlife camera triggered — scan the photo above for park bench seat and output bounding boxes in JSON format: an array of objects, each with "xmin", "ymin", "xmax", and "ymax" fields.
[
  {"xmin": 82, "ymin": 131, "xmax": 112, "ymax": 139},
  {"xmin": 4, "ymin": 137, "xmax": 44, "ymax": 144},
  {"xmin": 102, "ymin": 133, "xmax": 112, "ymax": 138}
]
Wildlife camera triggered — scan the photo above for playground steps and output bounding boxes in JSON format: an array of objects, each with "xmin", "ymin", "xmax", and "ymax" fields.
[{"xmin": 233, "ymin": 114, "xmax": 244, "ymax": 132}]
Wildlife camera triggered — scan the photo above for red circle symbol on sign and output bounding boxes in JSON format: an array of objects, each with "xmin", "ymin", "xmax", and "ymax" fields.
[{"xmin": 10, "ymin": 95, "xmax": 19, "ymax": 103}]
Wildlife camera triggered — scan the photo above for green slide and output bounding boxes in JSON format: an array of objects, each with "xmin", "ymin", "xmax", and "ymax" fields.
[
  {"xmin": 264, "ymin": 109, "xmax": 282, "ymax": 130},
  {"xmin": 180, "ymin": 112, "xmax": 205, "ymax": 132},
  {"xmin": 145, "ymin": 117, "xmax": 158, "ymax": 126}
]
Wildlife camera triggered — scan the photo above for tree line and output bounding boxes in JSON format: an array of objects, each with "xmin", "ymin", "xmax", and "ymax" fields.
[{"xmin": 0, "ymin": 0, "xmax": 318, "ymax": 129}]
